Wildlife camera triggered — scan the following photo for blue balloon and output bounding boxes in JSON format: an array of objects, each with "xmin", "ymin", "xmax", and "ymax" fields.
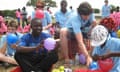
[
  {"xmin": 7, "ymin": 33, "xmax": 18, "ymax": 44},
  {"xmin": 89, "ymin": 61, "xmax": 99, "ymax": 70},
  {"xmin": 111, "ymin": 31, "xmax": 117, "ymax": 38}
]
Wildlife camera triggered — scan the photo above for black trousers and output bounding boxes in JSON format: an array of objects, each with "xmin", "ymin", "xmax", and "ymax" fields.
[{"xmin": 14, "ymin": 50, "xmax": 58, "ymax": 72}]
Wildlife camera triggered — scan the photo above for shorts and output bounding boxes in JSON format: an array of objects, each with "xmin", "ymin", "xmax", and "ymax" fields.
[{"xmin": 67, "ymin": 28, "xmax": 89, "ymax": 40}]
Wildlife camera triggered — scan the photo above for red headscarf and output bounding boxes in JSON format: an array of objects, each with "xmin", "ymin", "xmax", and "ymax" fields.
[{"xmin": 100, "ymin": 17, "xmax": 117, "ymax": 32}]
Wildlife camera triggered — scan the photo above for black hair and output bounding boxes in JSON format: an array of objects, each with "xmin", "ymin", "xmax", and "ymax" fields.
[
  {"xmin": 22, "ymin": 7, "xmax": 26, "ymax": 10},
  {"xmin": 70, "ymin": 6, "xmax": 72, "ymax": 9},
  {"xmin": 60, "ymin": 0, "xmax": 67, "ymax": 6},
  {"xmin": 77, "ymin": 2, "xmax": 92, "ymax": 15},
  {"xmin": 18, "ymin": 8, "xmax": 20, "ymax": 12},
  {"xmin": 116, "ymin": 6, "xmax": 119, "ymax": 12},
  {"xmin": 31, "ymin": 18, "xmax": 42, "ymax": 27}
]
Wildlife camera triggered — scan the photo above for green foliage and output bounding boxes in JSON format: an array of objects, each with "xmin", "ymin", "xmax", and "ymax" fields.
[
  {"xmin": 44, "ymin": 0, "xmax": 56, "ymax": 7},
  {"xmin": 26, "ymin": 0, "xmax": 36, "ymax": 7},
  {"xmin": 110, "ymin": 4, "xmax": 116, "ymax": 12},
  {"xmin": 93, "ymin": 8, "xmax": 100, "ymax": 13},
  {"xmin": 27, "ymin": 0, "xmax": 56, "ymax": 7},
  {"xmin": 2, "ymin": 10, "xmax": 16, "ymax": 18},
  {"xmin": 110, "ymin": 4, "xmax": 116, "ymax": 10}
]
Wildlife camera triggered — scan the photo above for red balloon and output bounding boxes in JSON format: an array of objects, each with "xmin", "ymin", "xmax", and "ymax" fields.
[
  {"xmin": 74, "ymin": 69, "xmax": 88, "ymax": 72},
  {"xmin": 35, "ymin": 9, "xmax": 44, "ymax": 19},
  {"xmin": 74, "ymin": 69, "xmax": 103, "ymax": 72},
  {"xmin": 11, "ymin": 66, "xmax": 22, "ymax": 72},
  {"xmin": 98, "ymin": 59, "xmax": 113, "ymax": 72}
]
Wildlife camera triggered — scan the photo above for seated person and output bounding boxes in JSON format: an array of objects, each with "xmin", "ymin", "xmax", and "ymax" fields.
[
  {"xmin": 0, "ymin": 20, "xmax": 22, "ymax": 65},
  {"xmin": 91, "ymin": 25, "xmax": 120, "ymax": 72},
  {"xmin": 14, "ymin": 18, "xmax": 58, "ymax": 72}
]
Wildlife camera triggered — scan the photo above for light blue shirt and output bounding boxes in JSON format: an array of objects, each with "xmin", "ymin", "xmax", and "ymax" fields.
[
  {"xmin": 55, "ymin": 10, "xmax": 72, "ymax": 28},
  {"xmin": 66, "ymin": 13, "xmax": 95, "ymax": 34},
  {"xmin": 0, "ymin": 35, "xmax": 6, "ymax": 48},
  {"xmin": 42, "ymin": 11, "xmax": 52, "ymax": 27},
  {"xmin": 2, "ymin": 32, "xmax": 23, "ymax": 56},
  {"xmin": 92, "ymin": 36, "xmax": 120, "ymax": 72},
  {"xmin": 32, "ymin": 10, "xmax": 52, "ymax": 27},
  {"xmin": 102, "ymin": 5, "xmax": 111, "ymax": 18}
]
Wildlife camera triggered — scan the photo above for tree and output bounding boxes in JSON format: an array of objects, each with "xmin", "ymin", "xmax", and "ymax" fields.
[
  {"xmin": 93, "ymin": 8, "xmax": 100, "ymax": 13},
  {"xmin": 110, "ymin": 4, "xmax": 116, "ymax": 13},
  {"xmin": 27, "ymin": 0, "xmax": 56, "ymax": 7}
]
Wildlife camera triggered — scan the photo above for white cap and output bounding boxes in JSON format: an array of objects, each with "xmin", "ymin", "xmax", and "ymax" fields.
[{"xmin": 91, "ymin": 25, "xmax": 108, "ymax": 47}]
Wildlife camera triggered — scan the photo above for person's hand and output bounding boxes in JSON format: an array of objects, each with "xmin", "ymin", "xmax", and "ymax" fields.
[
  {"xmin": 36, "ymin": 43, "xmax": 44, "ymax": 52},
  {"xmin": 11, "ymin": 44, "xmax": 18, "ymax": 49},
  {"xmin": 92, "ymin": 54, "xmax": 103, "ymax": 61},
  {"xmin": 100, "ymin": 50, "xmax": 111, "ymax": 60},
  {"xmin": 100, "ymin": 53, "xmax": 111, "ymax": 60},
  {"xmin": 86, "ymin": 55, "xmax": 93, "ymax": 66},
  {"xmin": 36, "ymin": 40, "xmax": 44, "ymax": 52},
  {"xmin": 43, "ymin": 27, "xmax": 46, "ymax": 30}
]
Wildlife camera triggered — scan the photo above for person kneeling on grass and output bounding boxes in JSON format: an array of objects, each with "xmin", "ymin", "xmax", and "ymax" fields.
[{"xmin": 14, "ymin": 18, "xmax": 58, "ymax": 72}]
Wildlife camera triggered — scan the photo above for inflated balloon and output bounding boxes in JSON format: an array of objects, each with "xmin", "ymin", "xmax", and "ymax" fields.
[
  {"xmin": 11, "ymin": 66, "xmax": 22, "ymax": 72},
  {"xmin": 110, "ymin": 31, "xmax": 117, "ymax": 38},
  {"xmin": 35, "ymin": 9, "xmax": 44, "ymax": 19},
  {"xmin": 59, "ymin": 66, "xmax": 64, "ymax": 71},
  {"xmin": 89, "ymin": 61, "xmax": 99, "ymax": 70},
  {"xmin": 98, "ymin": 59, "xmax": 113, "ymax": 72},
  {"xmin": 74, "ymin": 68, "xmax": 103, "ymax": 72},
  {"xmin": 44, "ymin": 38, "xmax": 56, "ymax": 51},
  {"xmin": 79, "ymin": 54, "xmax": 86, "ymax": 64},
  {"xmin": 7, "ymin": 33, "xmax": 18, "ymax": 44},
  {"xmin": 117, "ymin": 29, "xmax": 120, "ymax": 38},
  {"xmin": 52, "ymin": 69, "xmax": 60, "ymax": 72}
]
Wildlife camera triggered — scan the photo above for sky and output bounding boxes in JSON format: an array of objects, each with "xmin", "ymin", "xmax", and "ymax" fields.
[
  {"xmin": 55, "ymin": 0, "xmax": 120, "ymax": 10},
  {"xmin": 0, "ymin": 0, "xmax": 29, "ymax": 10},
  {"xmin": 0, "ymin": 0, "xmax": 119, "ymax": 10}
]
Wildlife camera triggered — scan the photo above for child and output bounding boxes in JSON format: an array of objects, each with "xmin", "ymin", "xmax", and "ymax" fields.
[
  {"xmin": 91, "ymin": 25, "xmax": 120, "ymax": 72},
  {"xmin": 0, "ymin": 20, "xmax": 23, "ymax": 65},
  {"xmin": 0, "ymin": 16, "xmax": 7, "ymax": 35}
]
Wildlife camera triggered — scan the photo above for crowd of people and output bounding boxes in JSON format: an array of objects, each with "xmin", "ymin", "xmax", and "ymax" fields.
[{"xmin": 0, "ymin": 0, "xmax": 120, "ymax": 72}]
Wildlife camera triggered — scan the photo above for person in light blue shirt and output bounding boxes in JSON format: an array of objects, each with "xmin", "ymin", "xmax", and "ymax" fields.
[
  {"xmin": 7, "ymin": 32, "xmax": 23, "ymax": 56},
  {"xmin": 54, "ymin": 0, "xmax": 72, "ymax": 39},
  {"xmin": 6, "ymin": 20, "xmax": 23, "ymax": 56},
  {"xmin": 55, "ymin": 0, "xmax": 72, "ymax": 28},
  {"xmin": 102, "ymin": 0, "xmax": 111, "ymax": 18},
  {"xmin": 60, "ymin": 2, "xmax": 96, "ymax": 66},
  {"xmin": 31, "ymin": 0, "xmax": 52, "ymax": 33},
  {"xmin": 69, "ymin": 6, "xmax": 74, "ymax": 13},
  {"xmin": 32, "ymin": 10, "xmax": 52, "ymax": 29},
  {"xmin": 91, "ymin": 25, "xmax": 120, "ymax": 72},
  {"xmin": 0, "ymin": 20, "xmax": 23, "ymax": 65},
  {"xmin": 0, "ymin": 35, "xmax": 6, "ymax": 49}
]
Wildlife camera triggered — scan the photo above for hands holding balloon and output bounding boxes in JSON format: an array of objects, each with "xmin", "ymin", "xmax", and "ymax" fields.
[{"xmin": 36, "ymin": 38, "xmax": 56, "ymax": 52}]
